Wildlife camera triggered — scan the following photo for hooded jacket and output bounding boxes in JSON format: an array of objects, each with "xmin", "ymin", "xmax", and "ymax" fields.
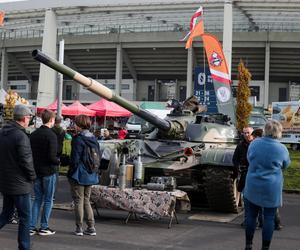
[
  {"xmin": 0, "ymin": 121, "xmax": 36, "ymax": 195},
  {"xmin": 52, "ymin": 125, "xmax": 66, "ymax": 157},
  {"xmin": 68, "ymin": 130, "xmax": 99, "ymax": 185}
]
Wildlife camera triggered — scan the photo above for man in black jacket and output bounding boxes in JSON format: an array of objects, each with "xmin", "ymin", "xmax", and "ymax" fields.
[
  {"xmin": 232, "ymin": 126, "xmax": 254, "ymax": 190},
  {"xmin": 30, "ymin": 109, "xmax": 59, "ymax": 236},
  {"xmin": 0, "ymin": 104, "xmax": 36, "ymax": 250},
  {"xmin": 232, "ymin": 126, "xmax": 254, "ymax": 227}
]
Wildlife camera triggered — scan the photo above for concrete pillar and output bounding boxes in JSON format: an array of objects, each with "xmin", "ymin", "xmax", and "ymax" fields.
[
  {"xmin": 36, "ymin": 9, "xmax": 57, "ymax": 107},
  {"xmin": 264, "ymin": 42, "xmax": 270, "ymax": 108},
  {"xmin": 223, "ymin": 0, "xmax": 233, "ymax": 76},
  {"xmin": 132, "ymin": 79, "xmax": 137, "ymax": 101},
  {"xmin": 174, "ymin": 79, "xmax": 178, "ymax": 100},
  {"xmin": 186, "ymin": 48, "xmax": 193, "ymax": 98},
  {"xmin": 154, "ymin": 79, "xmax": 159, "ymax": 101},
  {"xmin": 115, "ymin": 44, "xmax": 123, "ymax": 96},
  {"xmin": 1, "ymin": 49, "xmax": 8, "ymax": 90}
]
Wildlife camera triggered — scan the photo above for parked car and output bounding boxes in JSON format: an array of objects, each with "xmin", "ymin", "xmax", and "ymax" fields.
[
  {"xmin": 249, "ymin": 112, "xmax": 268, "ymax": 129},
  {"xmin": 126, "ymin": 109, "xmax": 171, "ymax": 138}
]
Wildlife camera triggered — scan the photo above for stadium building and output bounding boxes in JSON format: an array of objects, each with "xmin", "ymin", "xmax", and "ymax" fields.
[{"xmin": 0, "ymin": 0, "xmax": 300, "ymax": 107}]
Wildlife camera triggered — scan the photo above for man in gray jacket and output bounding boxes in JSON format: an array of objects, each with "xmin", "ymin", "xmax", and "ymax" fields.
[{"xmin": 0, "ymin": 105, "xmax": 36, "ymax": 250}]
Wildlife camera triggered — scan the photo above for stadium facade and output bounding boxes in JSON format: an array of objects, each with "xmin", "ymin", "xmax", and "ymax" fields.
[{"xmin": 0, "ymin": 0, "xmax": 300, "ymax": 107}]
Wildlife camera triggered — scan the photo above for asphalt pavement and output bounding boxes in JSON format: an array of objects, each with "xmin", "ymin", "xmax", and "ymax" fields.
[{"xmin": 1, "ymin": 176, "xmax": 300, "ymax": 250}]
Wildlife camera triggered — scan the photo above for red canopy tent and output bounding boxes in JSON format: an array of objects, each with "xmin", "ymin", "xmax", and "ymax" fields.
[
  {"xmin": 86, "ymin": 99, "xmax": 132, "ymax": 117},
  {"xmin": 37, "ymin": 100, "xmax": 71, "ymax": 115},
  {"xmin": 66, "ymin": 101, "xmax": 96, "ymax": 116}
]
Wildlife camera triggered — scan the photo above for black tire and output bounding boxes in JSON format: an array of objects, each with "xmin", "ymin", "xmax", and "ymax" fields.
[{"xmin": 203, "ymin": 167, "xmax": 242, "ymax": 213}]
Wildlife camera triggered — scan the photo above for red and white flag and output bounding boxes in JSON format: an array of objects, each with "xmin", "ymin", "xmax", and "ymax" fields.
[
  {"xmin": 182, "ymin": 6, "xmax": 204, "ymax": 41},
  {"xmin": 190, "ymin": 6, "xmax": 203, "ymax": 31}
]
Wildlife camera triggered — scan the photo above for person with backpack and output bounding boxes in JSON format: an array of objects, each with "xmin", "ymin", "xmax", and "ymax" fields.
[{"xmin": 67, "ymin": 115, "xmax": 100, "ymax": 236}]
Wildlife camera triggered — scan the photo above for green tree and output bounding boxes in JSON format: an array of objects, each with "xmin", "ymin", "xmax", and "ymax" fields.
[{"xmin": 236, "ymin": 60, "xmax": 252, "ymax": 132}]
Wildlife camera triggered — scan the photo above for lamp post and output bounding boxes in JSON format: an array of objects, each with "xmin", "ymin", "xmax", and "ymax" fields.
[{"xmin": 57, "ymin": 39, "xmax": 64, "ymax": 117}]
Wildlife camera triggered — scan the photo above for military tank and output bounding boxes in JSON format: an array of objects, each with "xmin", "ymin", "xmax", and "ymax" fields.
[{"xmin": 32, "ymin": 49, "xmax": 241, "ymax": 213}]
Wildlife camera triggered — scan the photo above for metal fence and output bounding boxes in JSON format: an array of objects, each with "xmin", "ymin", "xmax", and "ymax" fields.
[{"xmin": 2, "ymin": 22, "xmax": 300, "ymax": 40}]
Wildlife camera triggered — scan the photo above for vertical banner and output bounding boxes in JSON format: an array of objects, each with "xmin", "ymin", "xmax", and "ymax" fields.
[
  {"xmin": 0, "ymin": 11, "xmax": 5, "ymax": 26},
  {"xmin": 201, "ymin": 34, "xmax": 236, "ymax": 123},
  {"xmin": 194, "ymin": 67, "xmax": 218, "ymax": 113}
]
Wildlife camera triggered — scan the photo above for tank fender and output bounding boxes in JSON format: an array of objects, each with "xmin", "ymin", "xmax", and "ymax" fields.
[{"xmin": 199, "ymin": 147, "xmax": 235, "ymax": 167}]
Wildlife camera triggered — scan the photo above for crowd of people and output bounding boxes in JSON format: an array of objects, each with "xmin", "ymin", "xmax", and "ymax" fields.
[
  {"xmin": 0, "ymin": 104, "xmax": 291, "ymax": 250},
  {"xmin": 233, "ymin": 122, "xmax": 290, "ymax": 250},
  {"xmin": 0, "ymin": 105, "xmax": 104, "ymax": 250}
]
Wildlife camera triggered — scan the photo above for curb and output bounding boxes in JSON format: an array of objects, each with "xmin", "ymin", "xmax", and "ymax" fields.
[
  {"xmin": 283, "ymin": 189, "xmax": 300, "ymax": 194},
  {"xmin": 53, "ymin": 203, "xmax": 74, "ymax": 211}
]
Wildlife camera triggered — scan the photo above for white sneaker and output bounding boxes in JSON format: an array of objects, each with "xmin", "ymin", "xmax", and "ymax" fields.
[
  {"xmin": 83, "ymin": 228, "xmax": 96, "ymax": 236},
  {"xmin": 38, "ymin": 228, "xmax": 56, "ymax": 236},
  {"xmin": 74, "ymin": 227, "xmax": 83, "ymax": 236},
  {"xmin": 30, "ymin": 229, "xmax": 38, "ymax": 236}
]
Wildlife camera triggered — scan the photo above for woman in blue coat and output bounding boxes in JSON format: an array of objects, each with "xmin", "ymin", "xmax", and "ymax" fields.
[
  {"xmin": 68, "ymin": 115, "xmax": 100, "ymax": 236},
  {"xmin": 243, "ymin": 120, "xmax": 290, "ymax": 250}
]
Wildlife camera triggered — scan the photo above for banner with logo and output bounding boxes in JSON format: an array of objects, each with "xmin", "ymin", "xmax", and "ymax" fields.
[
  {"xmin": 201, "ymin": 34, "xmax": 235, "ymax": 123},
  {"xmin": 194, "ymin": 67, "xmax": 218, "ymax": 113}
]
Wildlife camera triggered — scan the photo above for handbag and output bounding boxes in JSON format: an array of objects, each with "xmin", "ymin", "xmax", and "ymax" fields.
[{"xmin": 70, "ymin": 162, "xmax": 99, "ymax": 185}]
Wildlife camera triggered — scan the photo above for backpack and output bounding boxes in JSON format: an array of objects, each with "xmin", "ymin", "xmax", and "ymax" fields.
[{"xmin": 81, "ymin": 136, "xmax": 101, "ymax": 174}]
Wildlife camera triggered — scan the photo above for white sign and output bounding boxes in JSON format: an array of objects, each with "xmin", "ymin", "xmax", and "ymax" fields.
[{"xmin": 216, "ymin": 86, "xmax": 231, "ymax": 103}]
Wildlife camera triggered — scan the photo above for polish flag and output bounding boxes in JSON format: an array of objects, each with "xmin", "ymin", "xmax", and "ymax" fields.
[
  {"xmin": 190, "ymin": 6, "xmax": 203, "ymax": 31},
  {"xmin": 182, "ymin": 6, "xmax": 204, "ymax": 41}
]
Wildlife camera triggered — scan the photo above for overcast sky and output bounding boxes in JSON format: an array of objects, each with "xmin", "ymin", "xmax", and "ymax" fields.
[{"xmin": 0, "ymin": 0, "xmax": 200, "ymax": 12}]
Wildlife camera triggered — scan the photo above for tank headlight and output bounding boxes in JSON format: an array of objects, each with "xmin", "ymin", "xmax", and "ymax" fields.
[{"xmin": 184, "ymin": 147, "xmax": 194, "ymax": 157}]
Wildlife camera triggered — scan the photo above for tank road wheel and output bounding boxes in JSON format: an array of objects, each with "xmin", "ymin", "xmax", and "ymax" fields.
[{"xmin": 203, "ymin": 167, "xmax": 242, "ymax": 213}]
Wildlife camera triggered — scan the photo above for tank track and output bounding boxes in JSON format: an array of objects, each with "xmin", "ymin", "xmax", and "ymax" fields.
[{"xmin": 203, "ymin": 167, "xmax": 239, "ymax": 213}]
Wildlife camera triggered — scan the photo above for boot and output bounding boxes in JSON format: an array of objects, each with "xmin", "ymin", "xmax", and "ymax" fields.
[
  {"xmin": 245, "ymin": 244, "xmax": 252, "ymax": 250},
  {"xmin": 261, "ymin": 240, "xmax": 271, "ymax": 250},
  {"xmin": 245, "ymin": 238, "xmax": 253, "ymax": 250}
]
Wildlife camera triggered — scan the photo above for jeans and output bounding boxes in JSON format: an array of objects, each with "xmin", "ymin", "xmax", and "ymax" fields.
[
  {"xmin": 30, "ymin": 174, "xmax": 56, "ymax": 230},
  {"xmin": 0, "ymin": 193, "xmax": 31, "ymax": 250},
  {"xmin": 244, "ymin": 198, "xmax": 277, "ymax": 244},
  {"xmin": 69, "ymin": 179, "xmax": 95, "ymax": 229}
]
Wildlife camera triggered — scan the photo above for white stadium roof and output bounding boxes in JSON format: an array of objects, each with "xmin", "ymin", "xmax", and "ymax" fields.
[{"xmin": 1, "ymin": 0, "xmax": 300, "ymax": 39}]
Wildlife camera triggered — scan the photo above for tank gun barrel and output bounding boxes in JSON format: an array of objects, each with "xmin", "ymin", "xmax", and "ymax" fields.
[{"xmin": 32, "ymin": 49, "xmax": 171, "ymax": 131}]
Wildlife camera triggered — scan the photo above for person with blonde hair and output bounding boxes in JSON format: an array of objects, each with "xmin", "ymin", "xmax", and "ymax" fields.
[{"xmin": 243, "ymin": 120, "xmax": 290, "ymax": 250}]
